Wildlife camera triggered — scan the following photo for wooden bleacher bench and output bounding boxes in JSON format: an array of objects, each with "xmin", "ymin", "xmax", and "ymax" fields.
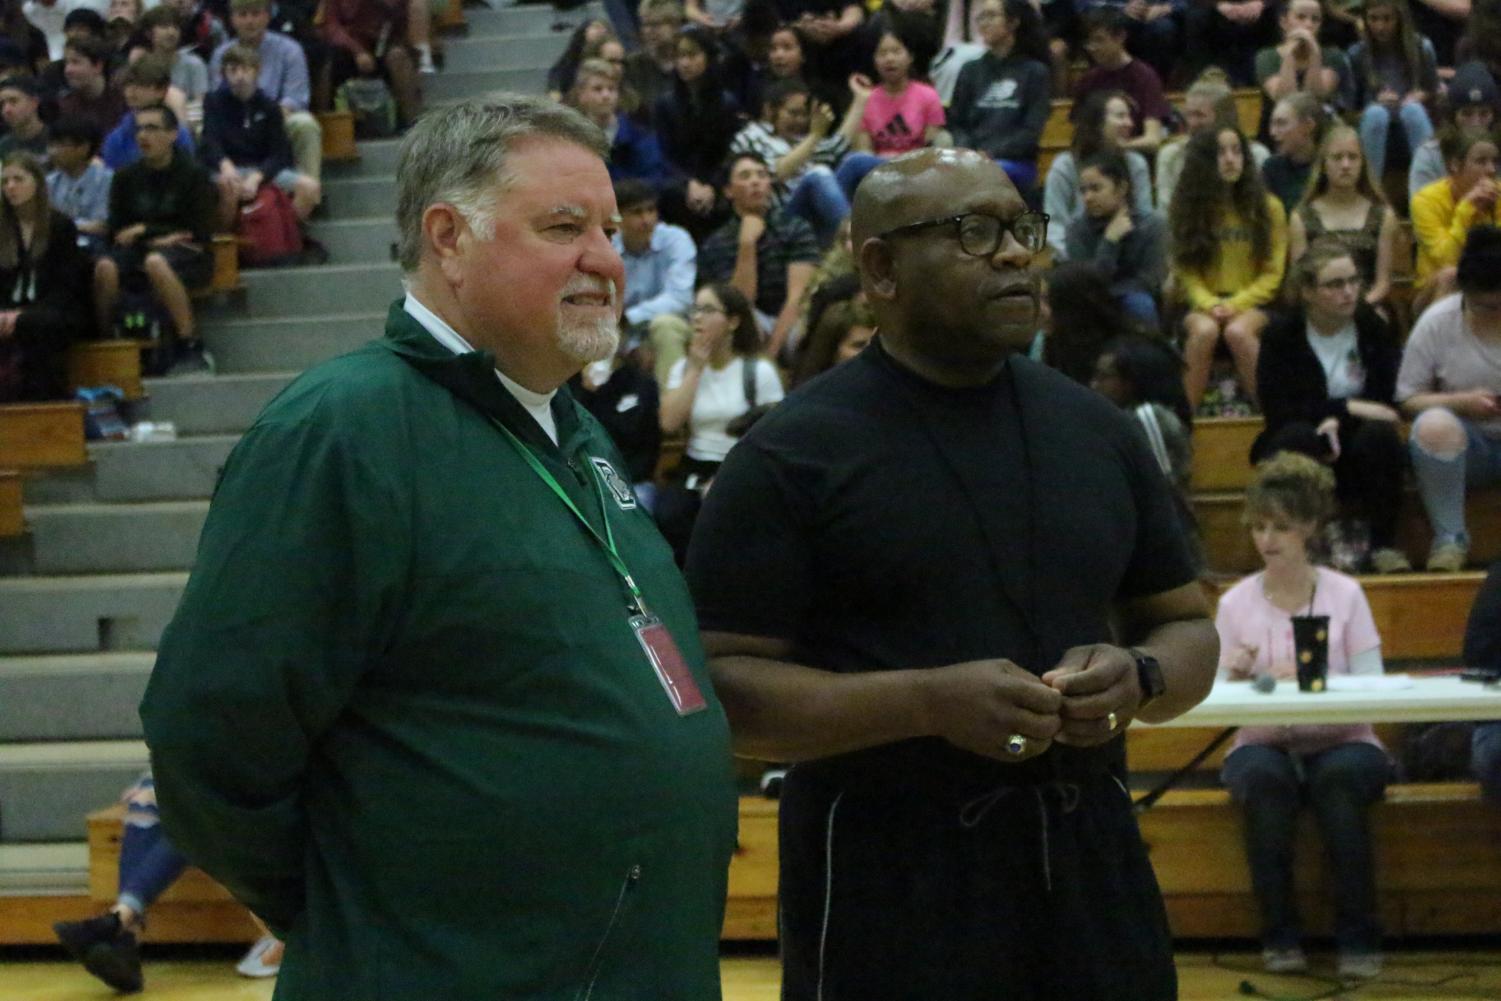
[
  {"xmin": 317, "ymin": 109, "xmax": 358, "ymax": 163},
  {"xmin": 0, "ymin": 400, "xmax": 88, "ymax": 469},
  {"xmin": 67, "ymin": 339, "xmax": 146, "ymax": 401},
  {"xmin": 435, "ymin": 0, "xmax": 467, "ymax": 34},
  {"xmin": 0, "ymin": 468, "xmax": 21, "ymax": 537},
  {"xmin": 185, "ymin": 233, "xmax": 243, "ymax": 304},
  {"xmin": 1190, "ymin": 416, "xmax": 1260, "ymax": 492}
]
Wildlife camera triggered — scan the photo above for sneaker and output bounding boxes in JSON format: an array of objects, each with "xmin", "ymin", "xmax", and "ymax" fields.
[
  {"xmin": 1426, "ymin": 540, "xmax": 1469, "ymax": 572},
  {"xmin": 53, "ymin": 912, "xmax": 144, "ymax": 993},
  {"xmin": 417, "ymin": 45, "xmax": 437, "ymax": 75},
  {"xmin": 236, "ymin": 934, "xmax": 284, "ymax": 978},
  {"xmin": 1337, "ymin": 950, "xmax": 1383, "ymax": 980},
  {"xmin": 1370, "ymin": 547, "xmax": 1412, "ymax": 574},
  {"xmin": 1261, "ymin": 945, "xmax": 1308, "ymax": 973},
  {"xmin": 167, "ymin": 341, "xmax": 215, "ymax": 377}
]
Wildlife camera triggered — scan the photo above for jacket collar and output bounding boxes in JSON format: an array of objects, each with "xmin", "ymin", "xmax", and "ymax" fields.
[{"xmin": 375, "ymin": 300, "xmax": 591, "ymax": 456}]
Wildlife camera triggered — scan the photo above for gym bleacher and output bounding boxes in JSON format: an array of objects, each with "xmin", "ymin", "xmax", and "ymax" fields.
[{"xmin": 1, "ymin": 0, "xmax": 1498, "ymax": 967}]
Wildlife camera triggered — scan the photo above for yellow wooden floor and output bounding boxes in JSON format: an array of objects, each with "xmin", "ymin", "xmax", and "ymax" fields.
[{"xmin": 4, "ymin": 950, "xmax": 1501, "ymax": 999}]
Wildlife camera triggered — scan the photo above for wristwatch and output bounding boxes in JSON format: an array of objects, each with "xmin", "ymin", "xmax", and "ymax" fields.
[{"xmin": 1131, "ymin": 648, "xmax": 1166, "ymax": 709}]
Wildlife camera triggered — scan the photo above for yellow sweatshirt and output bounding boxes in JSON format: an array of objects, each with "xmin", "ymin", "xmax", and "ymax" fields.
[
  {"xmin": 1411, "ymin": 177, "xmax": 1501, "ymax": 288},
  {"xmin": 1176, "ymin": 195, "xmax": 1288, "ymax": 312}
]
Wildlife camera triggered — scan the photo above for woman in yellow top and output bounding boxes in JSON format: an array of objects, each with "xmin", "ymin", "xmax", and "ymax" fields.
[
  {"xmin": 1410, "ymin": 127, "xmax": 1500, "ymax": 302},
  {"xmin": 1171, "ymin": 126, "xmax": 1289, "ymax": 413}
]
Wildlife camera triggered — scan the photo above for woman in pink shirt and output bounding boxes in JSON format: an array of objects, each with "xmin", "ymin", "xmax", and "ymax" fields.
[
  {"xmin": 1214, "ymin": 451, "xmax": 1390, "ymax": 982},
  {"xmin": 834, "ymin": 27, "xmax": 949, "ymax": 198}
]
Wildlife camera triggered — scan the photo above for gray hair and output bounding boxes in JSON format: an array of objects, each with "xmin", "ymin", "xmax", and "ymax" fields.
[{"xmin": 395, "ymin": 94, "xmax": 609, "ymax": 273}]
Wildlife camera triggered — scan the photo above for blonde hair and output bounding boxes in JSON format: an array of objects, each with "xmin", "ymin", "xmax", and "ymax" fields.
[{"xmin": 1244, "ymin": 451, "xmax": 1336, "ymax": 528}]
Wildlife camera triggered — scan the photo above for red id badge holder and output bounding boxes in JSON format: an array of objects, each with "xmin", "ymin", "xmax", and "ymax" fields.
[{"xmin": 631, "ymin": 613, "xmax": 707, "ymax": 715}]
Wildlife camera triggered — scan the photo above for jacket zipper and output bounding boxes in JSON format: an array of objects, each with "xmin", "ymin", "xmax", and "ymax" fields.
[{"xmin": 577, "ymin": 863, "xmax": 641, "ymax": 1001}]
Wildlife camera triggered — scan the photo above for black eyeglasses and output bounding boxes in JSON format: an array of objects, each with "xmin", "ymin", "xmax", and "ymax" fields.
[{"xmin": 878, "ymin": 211, "xmax": 1049, "ymax": 257}]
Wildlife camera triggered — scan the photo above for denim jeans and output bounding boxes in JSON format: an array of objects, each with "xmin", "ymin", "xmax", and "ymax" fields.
[
  {"xmin": 117, "ymin": 775, "xmax": 188, "ymax": 917},
  {"xmin": 1474, "ymin": 721, "xmax": 1501, "ymax": 805},
  {"xmin": 784, "ymin": 165, "xmax": 850, "ymax": 247},
  {"xmin": 1359, "ymin": 101, "xmax": 1434, "ymax": 178},
  {"xmin": 1117, "ymin": 290, "xmax": 1161, "ymax": 331},
  {"xmin": 1222, "ymin": 742, "xmax": 1390, "ymax": 952},
  {"xmin": 835, "ymin": 152, "xmax": 885, "ymax": 201},
  {"xmin": 1408, "ymin": 411, "xmax": 1501, "ymax": 547}
]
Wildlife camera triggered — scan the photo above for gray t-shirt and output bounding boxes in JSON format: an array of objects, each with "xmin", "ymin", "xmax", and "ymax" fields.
[{"xmin": 1397, "ymin": 293, "xmax": 1501, "ymax": 437}]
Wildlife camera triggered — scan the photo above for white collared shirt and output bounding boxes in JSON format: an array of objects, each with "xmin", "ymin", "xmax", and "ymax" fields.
[{"xmin": 403, "ymin": 293, "xmax": 559, "ymax": 444}]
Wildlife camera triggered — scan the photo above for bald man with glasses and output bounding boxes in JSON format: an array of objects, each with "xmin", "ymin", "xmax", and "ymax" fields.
[{"xmin": 685, "ymin": 148, "xmax": 1219, "ymax": 1001}]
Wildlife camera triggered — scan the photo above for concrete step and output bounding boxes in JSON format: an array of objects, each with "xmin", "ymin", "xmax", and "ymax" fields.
[
  {"xmin": 0, "ymin": 652, "xmax": 154, "ymax": 740},
  {"xmin": 443, "ymin": 30, "xmax": 568, "ymax": 73},
  {"xmin": 463, "ymin": 3, "xmax": 601, "ymax": 37},
  {"xmin": 237, "ymin": 264, "xmax": 403, "ymax": 320},
  {"xmin": 139, "ymin": 373, "xmax": 295, "ymax": 436},
  {"xmin": 307, "ymin": 217, "xmax": 400, "ymax": 265},
  {"xmin": 325, "ymin": 137, "xmax": 402, "ymax": 178},
  {"xmin": 427, "ymin": 66, "xmax": 551, "ymax": 103},
  {"xmin": 0, "ymin": 841, "xmax": 88, "ymax": 893},
  {"xmin": 0, "ymin": 572, "xmax": 187, "ymax": 654},
  {"xmin": 200, "ymin": 311, "xmax": 385, "ymax": 373},
  {"xmin": 322, "ymin": 175, "xmax": 397, "ymax": 220},
  {"xmin": 25, "ymin": 501, "xmax": 207, "ymax": 574},
  {"xmin": 91, "ymin": 436, "xmax": 237, "ymax": 502},
  {"xmin": 0, "ymin": 740, "xmax": 148, "ymax": 842}
]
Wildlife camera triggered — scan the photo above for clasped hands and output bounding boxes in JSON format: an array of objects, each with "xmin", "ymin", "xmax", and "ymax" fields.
[{"xmin": 923, "ymin": 644, "xmax": 1143, "ymax": 763}]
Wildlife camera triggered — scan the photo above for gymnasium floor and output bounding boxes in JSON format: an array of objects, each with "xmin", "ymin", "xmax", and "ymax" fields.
[{"xmin": 5, "ymin": 947, "xmax": 1501, "ymax": 1000}]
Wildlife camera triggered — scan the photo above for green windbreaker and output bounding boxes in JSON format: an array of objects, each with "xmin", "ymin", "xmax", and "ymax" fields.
[{"xmin": 141, "ymin": 303, "xmax": 738, "ymax": 1000}]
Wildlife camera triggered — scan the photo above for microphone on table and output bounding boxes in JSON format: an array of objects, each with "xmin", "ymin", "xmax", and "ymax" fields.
[{"xmin": 1252, "ymin": 672, "xmax": 1277, "ymax": 694}]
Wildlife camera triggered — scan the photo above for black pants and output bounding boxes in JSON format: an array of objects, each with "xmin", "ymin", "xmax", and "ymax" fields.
[
  {"xmin": 777, "ymin": 760, "xmax": 1177, "ymax": 1001},
  {"xmin": 1255, "ymin": 418, "xmax": 1406, "ymax": 548}
]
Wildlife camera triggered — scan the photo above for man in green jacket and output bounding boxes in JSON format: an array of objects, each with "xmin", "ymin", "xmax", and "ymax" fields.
[{"xmin": 137, "ymin": 94, "xmax": 738, "ymax": 999}]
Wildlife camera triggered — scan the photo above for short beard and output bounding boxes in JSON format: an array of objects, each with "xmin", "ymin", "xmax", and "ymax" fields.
[{"xmin": 556, "ymin": 312, "xmax": 619, "ymax": 364}]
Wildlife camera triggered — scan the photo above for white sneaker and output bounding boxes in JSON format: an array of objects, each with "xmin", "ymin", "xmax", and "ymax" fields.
[
  {"xmin": 1337, "ymin": 951, "xmax": 1383, "ymax": 981},
  {"xmin": 1262, "ymin": 945, "xmax": 1308, "ymax": 973},
  {"xmin": 417, "ymin": 46, "xmax": 437, "ymax": 75},
  {"xmin": 236, "ymin": 935, "xmax": 283, "ymax": 978}
]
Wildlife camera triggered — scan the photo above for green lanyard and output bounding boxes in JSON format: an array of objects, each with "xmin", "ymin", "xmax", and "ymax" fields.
[{"xmin": 488, "ymin": 416, "xmax": 650, "ymax": 617}]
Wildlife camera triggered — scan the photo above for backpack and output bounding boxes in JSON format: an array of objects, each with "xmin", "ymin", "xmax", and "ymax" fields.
[
  {"xmin": 336, "ymin": 77, "xmax": 398, "ymax": 139},
  {"xmin": 238, "ymin": 183, "xmax": 304, "ymax": 268}
]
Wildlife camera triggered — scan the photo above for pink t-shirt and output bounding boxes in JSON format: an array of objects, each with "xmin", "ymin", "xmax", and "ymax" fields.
[
  {"xmin": 1214, "ymin": 566, "xmax": 1385, "ymax": 756},
  {"xmin": 860, "ymin": 81, "xmax": 946, "ymax": 156}
]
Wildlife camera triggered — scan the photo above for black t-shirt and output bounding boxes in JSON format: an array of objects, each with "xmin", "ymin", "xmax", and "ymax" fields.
[
  {"xmin": 569, "ymin": 364, "xmax": 662, "ymax": 484},
  {"xmin": 686, "ymin": 341, "xmax": 1195, "ymax": 784}
]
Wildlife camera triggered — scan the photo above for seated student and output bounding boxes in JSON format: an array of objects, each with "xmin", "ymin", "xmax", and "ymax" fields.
[
  {"xmin": 1171, "ymin": 125, "xmax": 1288, "ymax": 412},
  {"xmin": 0, "ymin": 151, "xmax": 90, "ymax": 402},
  {"xmin": 0, "ymin": 76, "xmax": 48, "ymax": 159},
  {"xmin": 928, "ymin": 3, "xmax": 986, "ymax": 106},
  {"xmin": 38, "ymin": 8, "xmax": 108, "ymax": 99},
  {"xmin": 1411, "ymin": 127, "xmax": 1501, "ymax": 301},
  {"xmin": 211, "ymin": 0, "xmax": 323, "ymax": 193},
  {"xmin": 1073, "ymin": 7, "xmax": 1173, "ymax": 155},
  {"xmin": 852, "ymin": 26, "xmax": 946, "ymax": 158},
  {"xmin": 164, "ymin": 0, "xmax": 227, "ymax": 64},
  {"xmin": 56, "ymin": 35, "xmax": 126, "ymax": 136},
  {"xmin": 1156, "ymin": 71, "xmax": 1271, "ymax": 211},
  {"xmin": 1045, "ymin": 89, "xmax": 1153, "ymax": 259},
  {"xmin": 1077, "ymin": 0, "xmax": 1180, "ymax": 85},
  {"xmin": 624, "ymin": 0, "xmax": 684, "ymax": 120},
  {"xmin": 570, "ymin": 58, "xmax": 671, "ymax": 190},
  {"xmin": 1216, "ymin": 450, "xmax": 1391, "ymax": 983},
  {"xmin": 1409, "ymin": 0, "xmax": 1466, "ymax": 68},
  {"xmin": 698, "ymin": 151, "xmax": 819, "ymax": 356},
  {"xmin": 101, "ymin": 55, "xmax": 195, "ymax": 169},
  {"xmin": 1397, "ymin": 225, "xmax": 1501, "ymax": 572},
  {"xmin": 789, "ymin": 294, "xmax": 873, "ymax": 387},
  {"xmin": 1411, "ymin": 63, "xmax": 1498, "ymax": 200},
  {"xmin": 93, "ymin": 103, "xmax": 216, "ymax": 373},
  {"xmin": 45, "ymin": 114, "xmax": 111, "ymax": 254},
  {"xmin": 1065, "ymin": 150, "xmax": 1167, "ymax": 328},
  {"xmin": 1040, "ymin": 257, "xmax": 1158, "ymax": 385},
  {"xmin": 103, "ymin": 0, "xmax": 142, "ymax": 75},
  {"xmin": 776, "ymin": 0, "xmax": 867, "ymax": 110},
  {"xmin": 729, "ymin": 77, "xmax": 865, "ymax": 246},
  {"xmin": 1254, "ymin": 239, "xmax": 1408, "ymax": 572},
  {"xmin": 1255, "ymin": 0, "xmax": 1356, "ymax": 124},
  {"xmin": 656, "ymin": 280, "xmax": 784, "ymax": 563},
  {"xmin": 4, "ymin": 0, "xmax": 52, "ymax": 73},
  {"xmin": 1348, "ymin": 0, "xmax": 1437, "ymax": 181},
  {"xmin": 948, "ymin": 0, "xmax": 1052, "ymax": 192},
  {"xmin": 546, "ymin": 18, "xmax": 614, "ymax": 100},
  {"xmin": 652, "ymin": 25, "xmax": 741, "ymax": 235},
  {"xmin": 1182, "ymin": 0, "xmax": 1279, "ymax": 87},
  {"xmin": 1289, "ymin": 124, "xmax": 1400, "ymax": 311},
  {"xmin": 319, "ymin": 0, "xmax": 421, "ymax": 129},
  {"xmin": 612, "ymin": 179, "xmax": 696, "ymax": 383},
  {"xmin": 1263, "ymin": 91, "xmax": 1326, "ymax": 212},
  {"xmin": 1464, "ymin": 560, "xmax": 1501, "ymax": 805},
  {"xmin": 51, "ymin": 773, "xmax": 284, "ymax": 993},
  {"xmin": 138, "ymin": 5, "xmax": 209, "ymax": 106},
  {"xmin": 24, "ymin": 0, "xmax": 100, "ymax": 63},
  {"xmin": 201, "ymin": 42, "xmax": 319, "ymax": 226}
]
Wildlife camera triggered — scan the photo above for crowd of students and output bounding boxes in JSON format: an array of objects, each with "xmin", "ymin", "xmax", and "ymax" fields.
[{"xmin": 0, "ymin": 0, "xmax": 437, "ymax": 398}]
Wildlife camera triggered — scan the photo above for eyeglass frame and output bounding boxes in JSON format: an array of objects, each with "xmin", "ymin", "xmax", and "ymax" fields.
[{"xmin": 875, "ymin": 210, "xmax": 1050, "ymax": 258}]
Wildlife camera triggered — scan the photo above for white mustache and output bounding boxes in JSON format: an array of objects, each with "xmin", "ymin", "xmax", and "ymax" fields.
[{"xmin": 559, "ymin": 278, "xmax": 618, "ymax": 308}]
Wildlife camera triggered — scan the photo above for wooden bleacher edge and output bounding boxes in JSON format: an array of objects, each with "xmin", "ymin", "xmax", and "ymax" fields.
[
  {"xmin": 0, "ymin": 468, "xmax": 21, "ymax": 537},
  {"xmin": 317, "ymin": 109, "xmax": 359, "ymax": 164}
]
